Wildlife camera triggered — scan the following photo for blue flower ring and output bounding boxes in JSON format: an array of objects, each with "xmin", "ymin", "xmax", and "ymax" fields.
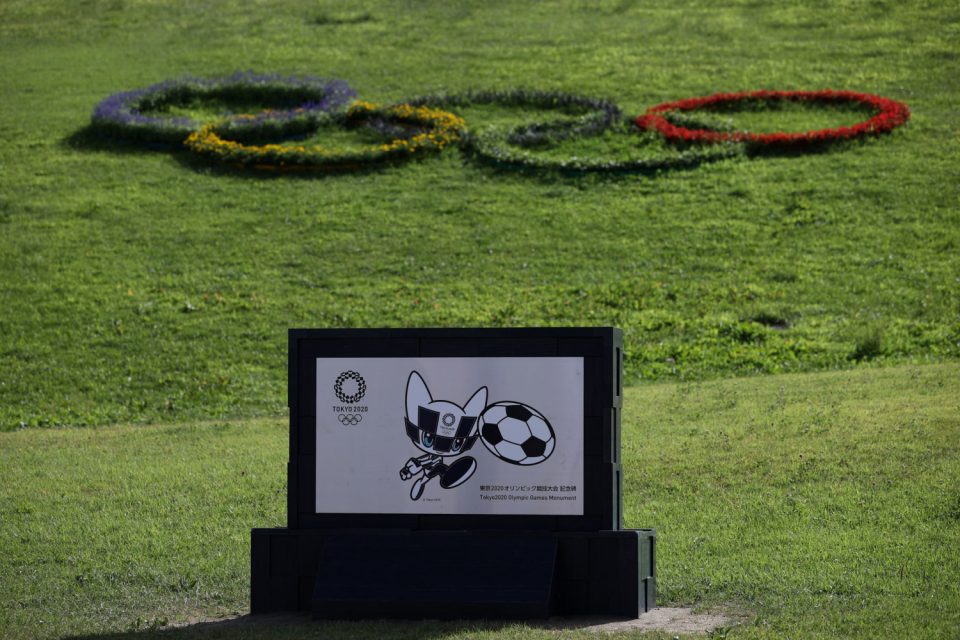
[{"xmin": 90, "ymin": 72, "xmax": 357, "ymax": 146}]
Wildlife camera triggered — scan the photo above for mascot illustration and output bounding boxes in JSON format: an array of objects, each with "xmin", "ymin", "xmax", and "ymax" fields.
[
  {"xmin": 399, "ymin": 371, "xmax": 558, "ymax": 501},
  {"xmin": 399, "ymin": 372, "xmax": 486, "ymax": 501}
]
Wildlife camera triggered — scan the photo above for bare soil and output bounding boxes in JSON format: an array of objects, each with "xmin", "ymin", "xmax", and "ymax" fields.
[{"xmin": 172, "ymin": 607, "xmax": 743, "ymax": 635}]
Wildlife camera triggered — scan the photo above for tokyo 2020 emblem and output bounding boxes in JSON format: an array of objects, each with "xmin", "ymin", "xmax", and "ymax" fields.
[{"xmin": 334, "ymin": 371, "xmax": 366, "ymax": 404}]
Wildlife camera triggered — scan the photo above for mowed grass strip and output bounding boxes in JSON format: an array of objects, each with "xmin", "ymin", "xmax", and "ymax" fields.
[
  {"xmin": 0, "ymin": 419, "xmax": 287, "ymax": 639},
  {"xmin": 624, "ymin": 362, "xmax": 960, "ymax": 638},
  {"xmin": 1, "ymin": 363, "xmax": 957, "ymax": 639}
]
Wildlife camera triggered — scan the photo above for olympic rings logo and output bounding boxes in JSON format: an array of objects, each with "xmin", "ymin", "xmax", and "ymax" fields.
[
  {"xmin": 334, "ymin": 371, "xmax": 366, "ymax": 403},
  {"xmin": 338, "ymin": 413, "xmax": 362, "ymax": 426},
  {"xmin": 93, "ymin": 79, "xmax": 911, "ymax": 173}
]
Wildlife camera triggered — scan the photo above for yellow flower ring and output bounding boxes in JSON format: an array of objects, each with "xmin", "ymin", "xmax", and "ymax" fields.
[{"xmin": 185, "ymin": 102, "xmax": 465, "ymax": 171}]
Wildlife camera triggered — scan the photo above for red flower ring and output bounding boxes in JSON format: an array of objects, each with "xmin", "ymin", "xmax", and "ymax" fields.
[{"xmin": 634, "ymin": 90, "xmax": 910, "ymax": 149}]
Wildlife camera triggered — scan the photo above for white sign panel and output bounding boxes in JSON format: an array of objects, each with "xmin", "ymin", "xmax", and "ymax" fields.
[{"xmin": 315, "ymin": 357, "xmax": 584, "ymax": 515}]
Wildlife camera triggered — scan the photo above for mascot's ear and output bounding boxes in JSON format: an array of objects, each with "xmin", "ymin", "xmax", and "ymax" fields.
[
  {"xmin": 405, "ymin": 371, "xmax": 433, "ymax": 420},
  {"xmin": 463, "ymin": 386, "xmax": 488, "ymax": 417}
]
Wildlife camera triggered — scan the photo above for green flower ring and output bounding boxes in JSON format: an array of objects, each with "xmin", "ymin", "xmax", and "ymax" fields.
[
  {"xmin": 404, "ymin": 89, "xmax": 745, "ymax": 174},
  {"xmin": 184, "ymin": 102, "xmax": 466, "ymax": 171},
  {"xmin": 463, "ymin": 123, "xmax": 745, "ymax": 175}
]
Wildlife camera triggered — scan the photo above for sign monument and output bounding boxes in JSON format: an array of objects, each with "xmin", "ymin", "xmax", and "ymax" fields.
[{"xmin": 252, "ymin": 327, "xmax": 656, "ymax": 619}]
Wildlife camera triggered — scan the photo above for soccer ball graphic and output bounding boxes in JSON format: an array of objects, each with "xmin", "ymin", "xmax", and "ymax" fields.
[{"xmin": 478, "ymin": 402, "xmax": 556, "ymax": 466}]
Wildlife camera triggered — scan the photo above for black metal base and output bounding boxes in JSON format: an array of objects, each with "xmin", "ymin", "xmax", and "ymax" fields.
[
  {"xmin": 252, "ymin": 528, "xmax": 655, "ymax": 619},
  {"xmin": 313, "ymin": 535, "xmax": 558, "ymax": 620}
]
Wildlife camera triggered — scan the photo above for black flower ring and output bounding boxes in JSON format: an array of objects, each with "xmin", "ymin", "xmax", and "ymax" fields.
[{"xmin": 334, "ymin": 371, "xmax": 366, "ymax": 403}]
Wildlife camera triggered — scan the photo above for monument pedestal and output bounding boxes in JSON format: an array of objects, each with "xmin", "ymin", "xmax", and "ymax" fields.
[{"xmin": 252, "ymin": 527, "xmax": 655, "ymax": 618}]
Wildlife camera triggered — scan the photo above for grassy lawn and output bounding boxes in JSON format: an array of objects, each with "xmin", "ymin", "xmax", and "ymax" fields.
[
  {"xmin": 2, "ymin": 364, "xmax": 958, "ymax": 638},
  {"xmin": 0, "ymin": 0, "xmax": 958, "ymax": 430},
  {"xmin": 1, "ymin": 0, "xmax": 959, "ymax": 637}
]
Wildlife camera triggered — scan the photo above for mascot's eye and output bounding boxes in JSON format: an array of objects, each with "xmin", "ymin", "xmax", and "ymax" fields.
[
  {"xmin": 422, "ymin": 432, "xmax": 435, "ymax": 448},
  {"xmin": 452, "ymin": 438, "xmax": 464, "ymax": 452}
]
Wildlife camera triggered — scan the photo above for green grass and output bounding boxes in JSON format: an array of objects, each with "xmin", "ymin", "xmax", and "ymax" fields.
[
  {"xmin": 2, "ymin": 363, "xmax": 957, "ymax": 638},
  {"xmin": 0, "ymin": 0, "xmax": 958, "ymax": 430},
  {"xmin": 271, "ymin": 123, "xmax": 405, "ymax": 152},
  {"xmin": 623, "ymin": 363, "xmax": 960, "ymax": 637},
  {"xmin": 502, "ymin": 122, "xmax": 729, "ymax": 163},
  {"xmin": 149, "ymin": 99, "xmax": 306, "ymax": 123},
  {"xmin": 0, "ymin": 418, "xmax": 285, "ymax": 638},
  {"xmin": 1, "ymin": 0, "xmax": 959, "ymax": 636},
  {"xmin": 683, "ymin": 101, "xmax": 878, "ymax": 135}
]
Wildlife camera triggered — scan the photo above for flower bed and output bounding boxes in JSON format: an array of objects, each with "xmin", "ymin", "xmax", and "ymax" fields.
[
  {"xmin": 91, "ymin": 72, "xmax": 357, "ymax": 145},
  {"xmin": 184, "ymin": 102, "xmax": 465, "ymax": 170},
  {"xmin": 90, "ymin": 81, "xmax": 912, "ymax": 169},
  {"xmin": 462, "ymin": 124, "xmax": 745, "ymax": 174},
  {"xmin": 405, "ymin": 89, "xmax": 623, "ymax": 146},
  {"xmin": 407, "ymin": 89, "xmax": 716, "ymax": 173},
  {"xmin": 403, "ymin": 89, "xmax": 745, "ymax": 173},
  {"xmin": 635, "ymin": 90, "xmax": 910, "ymax": 149}
]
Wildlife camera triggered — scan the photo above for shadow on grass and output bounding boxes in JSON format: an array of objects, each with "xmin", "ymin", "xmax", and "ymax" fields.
[
  {"xmin": 60, "ymin": 126, "xmax": 400, "ymax": 180},
  {"xmin": 310, "ymin": 12, "xmax": 374, "ymax": 26},
  {"xmin": 62, "ymin": 125, "xmax": 188, "ymax": 156},
  {"xmin": 59, "ymin": 123, "xmax": 718, "ymax": 184},
  {"xmin": 465, "ymin": 154, "xmax": 727, "ymax": 183},
  {"xmin": 61, "ymin": 122, "xmax": 889, "ymax": 186},
  {"xmin": 59, "ymin": 612, "xmax": 651, "ymax": 640},
  {"xmin": 455, "ymin": 135, "xmax": 887, "ymax": 184},
  {"xmin": 742, "ymin": 137, "xmax": 879, "ymax": 160},
  {"xmin": 167, "ymin": 150, "xmax": 419, "ymax": 181}
]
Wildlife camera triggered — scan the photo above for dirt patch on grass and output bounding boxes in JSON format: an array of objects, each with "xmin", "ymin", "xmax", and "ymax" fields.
[{"xmin": 543, "ymin": 607, "xmax": 743, "ymax": 633}]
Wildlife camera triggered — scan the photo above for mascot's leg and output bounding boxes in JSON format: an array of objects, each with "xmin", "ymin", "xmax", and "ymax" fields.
[
  {"xmin": 439, "ymin": 457, "xmax": 477, "ymax": 489},
  {"xmin": 410, "ymin": 475, "xmax": 429, "ymax": 501},
  {"xmin": 410, "ymin": 464, "xmax": 448, "ymax": 501},
  {"xmin": 426, "ymin": 464, "xmax": 448, "ymax": 479}
]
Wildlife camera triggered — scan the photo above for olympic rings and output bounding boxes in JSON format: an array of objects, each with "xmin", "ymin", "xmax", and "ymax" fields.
[
  {"xmin": 92, "ymin": 76, "xmax": 911, "ymax": 172},
  {"xmin": 338, "ymin": 414, "xmax": 363, "ymax": 426}
]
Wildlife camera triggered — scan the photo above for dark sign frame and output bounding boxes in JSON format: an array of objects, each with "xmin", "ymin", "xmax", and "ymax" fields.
[
  {"xmin": 288, "ymin": 327, "xmax": 623, "ymax": 531},
  {"xmin": 252, "ymin": 327, "xmax": 656, "ymax": 619}
]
